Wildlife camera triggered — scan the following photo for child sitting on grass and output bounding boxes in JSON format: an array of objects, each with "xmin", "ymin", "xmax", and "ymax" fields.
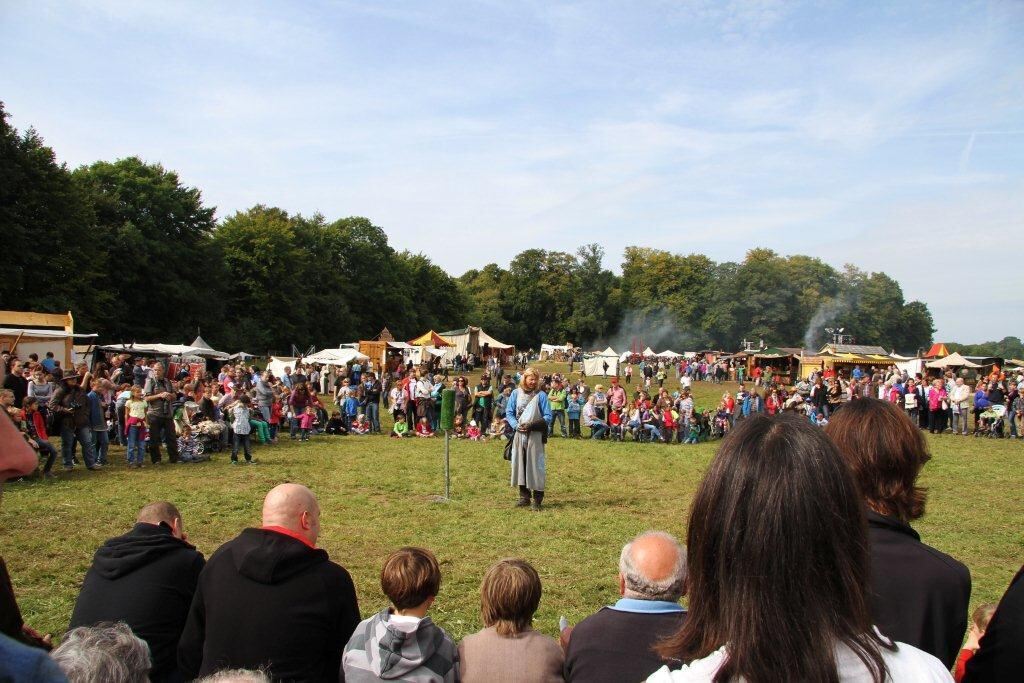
[
  {"xmin": 415, "ymin": 417, "xmax": 434, "ymax": 438},
  {"xmin": 466, "ymin": 419, "xmax": 481, "ymax": 441},
  {"xmin": 351, "ymin": 414, "xmax": 370, "ymax": 435},
  {"xmin": 326, "ymin": 411, "xmax": 348, "ymax": 435},
  {"xmin": 342, "ymin": 547, "xmax": 457, "ymax": 682},
  {"xmin": 391, "ymin": 411, "xmax": 410, "ymax": 438},
  {"xmin": 452, "ymin": 414, "xmax": 465, "ymax": 438},
  {"xmin": 954, "ymin": 603, "xmax": 997, "ymax": 682},
  {"xmin": 486, "ymin": 415, "xmax": 507, "ymax": 441}
]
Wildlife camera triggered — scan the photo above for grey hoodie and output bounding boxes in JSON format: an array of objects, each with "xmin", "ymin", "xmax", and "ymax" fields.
[{"xmin": 343, "ymin": 609, "xmax": 459, "ymax": 682}]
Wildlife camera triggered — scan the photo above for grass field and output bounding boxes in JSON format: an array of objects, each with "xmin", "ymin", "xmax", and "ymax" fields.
[{"xmin": 2, "ymin": 363, "xmax": 1022, "ymax": 643}]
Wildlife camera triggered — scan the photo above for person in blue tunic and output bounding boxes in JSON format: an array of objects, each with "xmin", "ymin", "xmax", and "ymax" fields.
[{"xmin": 506, "ymin": 367, "xmax": 553, "ymax": 511}]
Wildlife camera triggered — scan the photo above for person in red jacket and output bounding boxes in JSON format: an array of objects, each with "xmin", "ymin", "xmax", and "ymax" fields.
[
  {"xmin": 954, "ymin": 603, "xmax": 995, "ymax": 681},
  {"xmin": 21, "ymin": 397, "xmax": 57, "ymax": 478}
]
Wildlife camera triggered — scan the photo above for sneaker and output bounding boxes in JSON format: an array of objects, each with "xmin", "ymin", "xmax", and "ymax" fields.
[
  {"xmin": 231, "ymin": 460, "xmax": 239, "ymax": 465},
  {"xmin": 63, "ymin": 465, "xmax": 74, "ymax": 471},
  {"xmin": 87, "ymin": 464, "xmax": 102, "ymax": 470},
  {"xmin": 245, "ymin": 459, "xmax": 256, "ymax": 465},
  {"xmin": 531, "ymin": 500, "xmax": 542, "ymax": 511}
]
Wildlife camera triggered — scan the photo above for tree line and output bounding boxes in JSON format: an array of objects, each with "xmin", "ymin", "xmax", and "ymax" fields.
[{"xmin": 3, "ymin": 102, "xmax": 939, "ymax": 355}]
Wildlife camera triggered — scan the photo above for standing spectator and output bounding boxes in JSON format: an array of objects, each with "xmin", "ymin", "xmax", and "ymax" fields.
[
  {"xmin": 361, "ymin": 371, "xmax": 382, "ymax": 433},
  {"xmin": 144, "ymin": 363, "xmax": 180, "ymax": 464},
  {"xmin": 22, "ymin": 397, "xmax": 57, "ymax": 478},
  {"xmin": 825, "ymin": 398, "xmax": 970, "ymax": 669},
  {"xmin": 48, "ymin": 374, "xmax": 99, "ymax": 471},
  {"xmin": 950, "ymin": 378, "xmax": 973, "ymax": 435},
  {"xmin": 86, "ymin": 379, "xmax": 109, "ymax": 466},
  {"xmin": 2, "ymin": 361, "xmax": 28, "ymax": 408},
  {"xmin": 132, "ymin": 358, "xmax": 148, "ymax": 387},
  {"xmin": 460, "ymin": 558, "xmax": 562, "ymax": 683},
  {"xmin": 547, "ymin": 379, "xmax": 568, "ymax": 438},
  {"xmin": 26, "ymin": 368, "xmax": 54, "ymax": 414},
  {"xmin": 473, "ymin": 374, "xmax": 494, "ymax": 431},
  {"xmin": 178, "ymin": 484, "xmax": 361, "ymax": 681},
  {"xmin": 69, "ymin": 502, "xmax": 205, "ymax": 683}
]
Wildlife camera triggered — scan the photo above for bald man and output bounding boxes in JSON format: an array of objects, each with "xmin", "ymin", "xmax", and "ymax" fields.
[
  {"xmin": 70, "ymin": 501, "xmax": 205, "ymax": 683},
  {"xmin": 178, "ymin": 484, "xmax": 360, "ymax": 682},
  {"xmin": 563, "ymin": 531, "xmax": 688, "ymax": 683}
]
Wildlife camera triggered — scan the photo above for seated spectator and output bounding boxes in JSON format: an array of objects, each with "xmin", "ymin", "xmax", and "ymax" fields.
[
  {"xmin": 178, "ymin": 484, "xmax": 361, "ymax": 681},
  {"xmin": 391, "ymin": 411, "xmax": 409, "ymax": 438},
  {"xmin": 466, "ymin": 419, "xmax": 481, "ymax": 441},
  {"xmin": 954, "ymin": 603, "xmax": 996, "ymax": 681},
  {"xmin": 459, "ymin": 558, "xmax": 562, "ymax": 683},
  {"xmin": 343, "ymin": 547, "xmax": 457, "ymax": 682},
  {"xmin": 69, "ymin": 501, "xmax": 204, "ymax": 683},
  {"xmin": 825, "ymin": 399, "xmax": 971, "ymax": 669},
  {"xmin": 351, "ymin": 413, "xmax": 370, "ymax": 435},
  {"xmin": 582, "ymin": 395, "xmax": 607, "ymax": 439},
  {"xmin": 52, "ymin": 622, "xmax": 151, "ymax": 683},
  {"xmin": 563, "ymin": 531, "xmax": 687, "ymax": 683},
  {"xmin": 964, "ymin": 565, "xmax": 1024, "ymax": 681},
  {"xmin": 197, "ymin": 669, "xmax": 271, "ymax": 683},
  {"xmin": 415, "ymin": 417, "xmax": 434, "ymax": 437},
  {"xmin": 486, "ymin": 415, "xmax": 507, "ymax": 441},
  {"xmin": 325, "ymin": 411, "xmax": 348, "ymax": 435},
  {"xmin": 648, "ymin": 414, "xmax": 950, "ymax": 681}
]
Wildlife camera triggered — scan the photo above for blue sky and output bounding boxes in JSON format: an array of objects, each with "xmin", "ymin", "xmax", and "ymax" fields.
[{"xmin": 3, "ymin": 0, "xmax": 1022, "ymax": 344}]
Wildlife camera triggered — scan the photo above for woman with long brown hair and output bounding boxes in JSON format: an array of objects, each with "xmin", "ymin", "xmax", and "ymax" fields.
[{"xmin": 648, "ymin": 414, "xmax": 950, "ymax": 682}]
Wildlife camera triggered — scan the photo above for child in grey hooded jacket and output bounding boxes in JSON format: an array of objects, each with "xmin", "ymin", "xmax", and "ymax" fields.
[{"xmin": 343, "ymin": 547, "xmax": 458, "ymax": 683}]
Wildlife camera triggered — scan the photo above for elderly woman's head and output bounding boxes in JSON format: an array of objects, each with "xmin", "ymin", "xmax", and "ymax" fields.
[
  {"xmin": 480, "ymin": 558, "xmax": 543, "ymax": 636},
  {"xmin": 824, "ymin": 398, "xmax": 930, "ymax": 521},
  {"xmin": 52, "ymin": 622, "xmax": 151, "ymax": 683}
]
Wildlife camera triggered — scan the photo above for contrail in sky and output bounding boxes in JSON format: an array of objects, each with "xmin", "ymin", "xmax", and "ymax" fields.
[{"xmin": 959, "ymin": 131, "xmax": 976, "ymax": 174}]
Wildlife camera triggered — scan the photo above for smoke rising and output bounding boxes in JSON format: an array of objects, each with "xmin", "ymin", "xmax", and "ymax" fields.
[
  {"xmin": 584, "ymin": 308, "xmax": 701, "ymax": 353},
  {"xmin": 802, "ymin": 295, "xmax": 854, "ymax": 350}
]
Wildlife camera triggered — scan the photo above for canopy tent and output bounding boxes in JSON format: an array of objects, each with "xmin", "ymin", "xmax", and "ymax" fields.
[
  {"xmin": 894, "ymin": 357, "xmax": 926, "ymax": 377},
  {"xmin": 1007, "ymin": 359, "xmax": 1024, "ymax": 368},
  {"xmin": 540, "ymin": 343, "xmax": 572, "ymax": 359},
  {"xmin": 923, "ymin": 343, "xmax": 950, "ymax": 359},
  {"xmin": 438, "ymin": 326, "xmax": 515, "ymax": 364},
  {"xmin": 642, "ymin": 347, "xmax": 657, "ymax": 357},
  {"xmin": 408, "ymin": 330, "xmax": 453, "ymax": 347},
  {"xmin": 304, "ymin": 347, "xmax": 370, "ymax": 367},
  {"xmin": 619, "ymin": 351, "xmax": 631, "ymax": 362},
  {"xmin": 229, "ymin": 351, "xmax": 255, "ymax": 360},
  {"xmin": 583, "ymin": 348, "xmax": 619, "ymax": 377},
  {"xmin": 97, "ymin": 342, "xmax": 229, "ymax": 360},
  {"xmin": 0, "ymin": 310, "xmax": 97, "ymax": 369},
  {"xmin": 926, "ymin": 352, "xmax": 981, "ymax": 369},
  {"xmin": 657, "ymin": 350, "xmax": 683, "ymax": 359},
  {"xmin": 266, "ymin": 356, "xmax": 298, "ymax": 378}
]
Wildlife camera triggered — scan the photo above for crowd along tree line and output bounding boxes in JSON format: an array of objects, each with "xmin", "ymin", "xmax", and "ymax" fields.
[{"xmin": 3, "ymin": 102, "xmax": 939, "ymax": 355}]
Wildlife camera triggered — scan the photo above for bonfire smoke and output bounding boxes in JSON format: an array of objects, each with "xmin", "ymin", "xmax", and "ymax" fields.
[{"xmin": 585, "ymin": 308, "xmax": 699, "ymax": 353}]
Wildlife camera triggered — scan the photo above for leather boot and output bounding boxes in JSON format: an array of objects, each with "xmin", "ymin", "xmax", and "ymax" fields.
[
  {"xmin": 516, "ymin": 485, "xmax": 531, "ymax": 507},
  {"xmin": 531, "ymin": 490, "xmax": 544, "ymax": 511}
]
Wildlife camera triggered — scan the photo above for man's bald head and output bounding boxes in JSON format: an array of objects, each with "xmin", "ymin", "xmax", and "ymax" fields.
[
  {"xmin": 619, "ymin": 531, "xmax": 687, "ymax": 602},
  {"xmin": 138, "ymin": 502, "xmax": 184, "ymax": 539},
  {"xmin": 262, "ymin": 484, "xmax": 320, "ymax": 544}
]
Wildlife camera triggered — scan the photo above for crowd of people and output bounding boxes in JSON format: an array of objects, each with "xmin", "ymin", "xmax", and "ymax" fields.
[{"xmin": 2, "ymin": 398, "xmax": 1022, "ymax": 681}]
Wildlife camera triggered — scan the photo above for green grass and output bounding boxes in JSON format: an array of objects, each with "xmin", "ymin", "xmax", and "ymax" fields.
[{"xmin": 2, "ymin": 363, "xmax": 1021, "ymax": 642}]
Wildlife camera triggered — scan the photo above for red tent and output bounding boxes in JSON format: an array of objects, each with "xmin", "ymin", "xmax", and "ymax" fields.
[{"xmin": 923, "ymin": 343, "xmax": 949, "ymax": 358}]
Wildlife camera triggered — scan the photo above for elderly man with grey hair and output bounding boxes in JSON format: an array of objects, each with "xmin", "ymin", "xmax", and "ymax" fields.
[
  {"xmin": 52, "ymin": 622, "xmax": 151, "ymax": 683},
  {"xmin": 562, "ymin": 531, "xmax": 688, "ymax": 683}
]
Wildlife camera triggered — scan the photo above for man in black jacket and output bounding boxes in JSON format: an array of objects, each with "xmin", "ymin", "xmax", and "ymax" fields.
[
  {"xmin": 69, "ymin": 501, "xmax": 205, "ymax": 683},
  {"xmin": 178, "ymin": 483, "xmax": 361, "ymax": 681},
  {"xmin": 562, "ymin": 531, "xmax": 688, "ymax": 683}
]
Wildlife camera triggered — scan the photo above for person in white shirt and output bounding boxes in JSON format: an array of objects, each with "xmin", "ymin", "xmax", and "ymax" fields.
[{"xmin": 647, "ymin": 414, "xmax": 952, "ymax": 683}]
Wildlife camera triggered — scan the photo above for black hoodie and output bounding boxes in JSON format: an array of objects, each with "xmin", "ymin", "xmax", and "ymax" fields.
[
  {"xmin": 69, "ymin": 522, "xmax": 205, "ymax": 683},
  {"xmin": 178, "ymin": 528, "xmax": 360, "ymax": 682}
]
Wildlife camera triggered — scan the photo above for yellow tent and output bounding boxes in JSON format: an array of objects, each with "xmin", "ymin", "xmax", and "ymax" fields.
[{"xmin": 408, "ymin": 330, "xmax": 453, "ymax": 347}]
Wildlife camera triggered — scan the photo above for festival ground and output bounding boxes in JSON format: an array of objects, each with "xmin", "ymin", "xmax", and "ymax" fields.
[{"xmin": 2, "ymin": 362, "xmax": 1021, "ymax": 642}]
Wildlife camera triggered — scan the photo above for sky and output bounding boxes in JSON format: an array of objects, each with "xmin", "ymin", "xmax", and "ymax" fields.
[{"xmin": 2, "ymin": 0, "xmax": 1022, "ymax": 344}]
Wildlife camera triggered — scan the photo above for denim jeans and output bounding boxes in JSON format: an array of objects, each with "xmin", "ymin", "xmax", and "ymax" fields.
[
  {"xmin": 259, "ymin": 405, "xmax": 272, "ymax": 422},
  {"xmin": 568, "ymin": 417, "xmax": 580, "ymax": 437},
  {"xmin": 92, "ymin": 428, "xmax": 109, "ymax": 464},
  {"xmin": 550, "ymin": 410, "xmax": 567, "ymax": 437},
  {"xmin": 951, "ymin": 408, "xmax": 970, "ymax": 435},
  {"xmin": 127, "ymin": 425, "xmax": 145, "ymax": 464},
  {"xmin": 365, "ymin": 402, "xmax": 380, "ymax": 432},
  {"xmin": 61, "ymin": 425, "xmax": 95, "ymax": 468},
  {"xmin": 34, "ymin": 438, "xmax": 57, "ymax": 473},
  {"xmin": 232, "ymin": 432, "xmax": 252, "ymax": 461},
  {"xmin": 588, "ymin": 420, "xmax": 607, "ymax": 439}
]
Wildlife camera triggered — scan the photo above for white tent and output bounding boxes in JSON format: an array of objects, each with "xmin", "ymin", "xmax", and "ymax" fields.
[
  {"xmin": 658, "ymin": 350, "xmax": 683, "ymax": 359},
  {"xmin": 894, "ymin": 358, "xmax": 926, "ymax": 377},
  {"xmin": 540, "ymin": 343, "xmax": 571, "ymax": 359},
  {"xmin": 304, "ymin": 347, "xmax": 369, "ymax": 367},
  {"xmin": 642, "ymin": 347, "xmax": 656, "ymax": 357},
  {"xmin": 619, "ymin": 351, "xmax": 631, "ymax": 362},
  {"xmin": 267, "ymin": 356, "xmax": 298, "ymax": 378},
  {"xmin": 583, "ymin": 349, "xmax": 619, "ymax": 377},
  {"xmin": 926, "ymin": 352, "xmax": 981, "ymax": 369},
  {"xmin": 98, "ymin": 342, "xmax": 228, "ymax": 360}
]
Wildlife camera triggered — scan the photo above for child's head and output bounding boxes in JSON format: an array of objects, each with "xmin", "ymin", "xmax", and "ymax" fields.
[
  {"xmin": 454, "ymin": 415, "xmax": 464, "ymax": 425},
  {"xmin": 238, "ymin": 394, "xmax": 251, "ymax": 405},
  {"xmin": 23, "ymin": 396, "xmax": 38, "ymax": 412},
  {"xmin": 380, "ymin": 547, "xmax": 441, "ymax": 611},
  {"xmin": 395, "ymin": 410, "xmax": 405, "ymax": 420},
  {"xmin": 331, "ymin": 410, "xmax": 341, "ymax": 418},
  {"xmin": 419, "ymin": 417, "xmax": 429, "ymax": 426},
  {"xmin": 91, "ymin": 379, "xmax": 102, "ymax": 391},
  {"xmin": 469, "ymin": 420, "xmax": 476, "ymax": 428},
  {"xmin": 305, "ymin": 405, "xmax": 315, "ymax": 414},
  {"xmin": 0, "ymin": 389, "xmax": 14, "ymax": 407},
  {"xmin": 972, "ymin": 603, "xmax": 997, "ymax": 633},
  {"xmin": 130, "ymin": 385, "xmax": 144, "ymax": 400},
  {"xmin": 480, "ymin": 558, "xmax": 542, "ymax": 636}
]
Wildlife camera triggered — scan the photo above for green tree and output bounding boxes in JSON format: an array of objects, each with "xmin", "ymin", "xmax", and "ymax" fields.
[
  {"xmin": 0, "ymin": 102, "xmax": 110, "ymax": 328},
  {"xmin": 73, "ymin": 156, "xmax": 219, "ymax": 341}
]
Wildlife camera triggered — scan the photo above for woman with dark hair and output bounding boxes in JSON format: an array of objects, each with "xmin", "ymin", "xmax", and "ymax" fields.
[
  {"xmin": 825, "ymin": 398, "xmax": 970, "ymax": 670},
  {"xmin": 649, "ymin": 414, "xmax": 950, "ymax": 682}
]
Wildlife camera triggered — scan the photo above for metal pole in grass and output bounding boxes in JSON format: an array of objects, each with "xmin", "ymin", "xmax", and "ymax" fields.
[{"xmin": 432, "ymin": 388, "xmax": 456, "ymax": 502}]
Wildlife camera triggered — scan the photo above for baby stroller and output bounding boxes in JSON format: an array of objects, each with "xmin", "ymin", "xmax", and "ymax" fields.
[
  {"xmin": 175, "ymin": 402, "xmax": 211, "ymax": 461},
  {"xmin": 710, "ymin": 411, "xmax": 730, "ymax": 440}
]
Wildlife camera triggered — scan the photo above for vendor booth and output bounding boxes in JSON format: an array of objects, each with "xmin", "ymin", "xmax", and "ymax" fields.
[
  {"xmin": 439, "ymin": 326, "xmax": 515, "ymax": 365},
  {"xmin": 798, "ymin": 343, "xmax": 896, "ymax": 380},
  {"xmin": 0, "ymin": 310, "xmax": 97, "ymax": 369}
]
